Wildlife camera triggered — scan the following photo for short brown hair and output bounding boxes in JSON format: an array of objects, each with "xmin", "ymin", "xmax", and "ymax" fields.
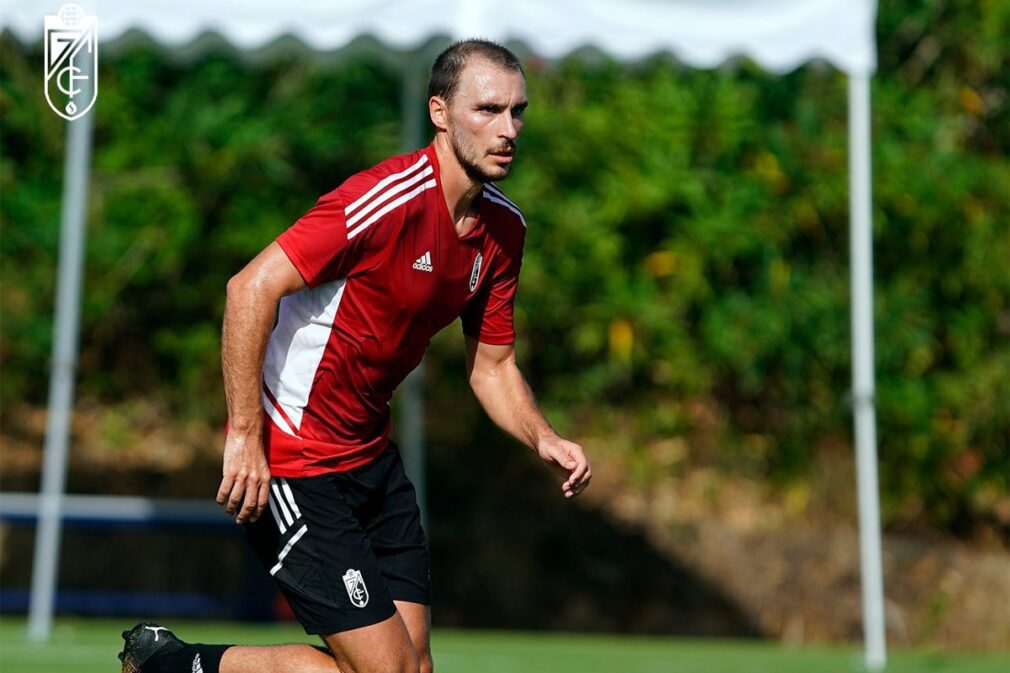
[{"xmin": 427, "ymin": 39, "xmax": 524, "ymax": 103}]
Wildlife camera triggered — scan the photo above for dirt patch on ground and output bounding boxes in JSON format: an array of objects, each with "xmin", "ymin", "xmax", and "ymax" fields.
[{"xmin": 582, "ymin": 442, "xmax": 1010, "ymax": 650}]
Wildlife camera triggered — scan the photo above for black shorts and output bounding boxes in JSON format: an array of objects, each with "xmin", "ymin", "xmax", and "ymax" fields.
[{"xmin": 244, "ymin": 441, "xmax": 430, "ymax": 635}]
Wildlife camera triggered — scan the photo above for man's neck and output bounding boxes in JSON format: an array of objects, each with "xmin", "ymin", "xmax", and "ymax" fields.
[{"xmin": 433, "ymin": 134, "xmax": 483, "ymax": 226}]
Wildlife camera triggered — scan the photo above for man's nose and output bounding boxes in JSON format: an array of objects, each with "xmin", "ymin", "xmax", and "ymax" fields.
[{"xmin": 499, "ymin": 112, "xmax": 518, "ymax": 139}]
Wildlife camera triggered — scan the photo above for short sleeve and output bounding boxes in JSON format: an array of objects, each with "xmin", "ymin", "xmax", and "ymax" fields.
[
  {"xmin": 276, "ymin": 191, "xmax": 368, "ymax": 288},
  {"xmin": 462, "ymin": 240, "xmax": 524, "ymax": 345}
]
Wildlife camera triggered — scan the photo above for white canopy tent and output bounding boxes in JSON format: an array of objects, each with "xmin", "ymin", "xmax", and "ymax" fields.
[
  {"xmin": 5, "ymin": 0, "xmax": 875, "ymax": 71},
  {"xmin": 2, "ymin": 1, "xmax": 885, "ymax": 668}
]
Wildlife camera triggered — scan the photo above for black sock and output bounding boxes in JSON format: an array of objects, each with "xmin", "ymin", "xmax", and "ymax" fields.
[{"xmin": 148, "ymin": 644, "xmax": 231, "ymax": 673}]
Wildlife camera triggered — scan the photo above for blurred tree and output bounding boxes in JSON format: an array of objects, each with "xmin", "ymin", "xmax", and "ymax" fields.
[{"xmin": 0, "ymin": 0, "xmax": 1007, "ymax": 535}]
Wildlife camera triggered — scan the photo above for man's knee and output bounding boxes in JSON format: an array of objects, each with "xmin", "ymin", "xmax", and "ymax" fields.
[
  {"xmin": 326, "ymin": 641, "xmax": 420, "ymax": 673},
  {"xmin": 387, "ymin": 647, "xmax": 421, "ymax": 673},
  {"xmin": 388, "ymin": 644, "xmax": 424, "ymax": 673},
  {"xmin": 395, "ymin": 647, "xmax": 422, "ymax": 673},
  {"xmin": 345, "ymin": 653, "xmax": 417, "ymax": 673},
  {"xmin": 417, "ymin": 649, "xmax": 433, "ymax": 673},
  {"xmin": 409, "ymin": 641, "xmax": 432, "ymax": 673}
]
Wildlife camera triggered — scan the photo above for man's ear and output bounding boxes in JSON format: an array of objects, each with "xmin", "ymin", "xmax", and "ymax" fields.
[{"xmin": 429, "ymin": 96, "xmax": 448, "ymax": 131}]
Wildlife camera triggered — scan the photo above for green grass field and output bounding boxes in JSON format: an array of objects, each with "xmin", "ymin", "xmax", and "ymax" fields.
[{"xmin": 1, "ymin": 618, "xmax": 1006, "ymax": 673}]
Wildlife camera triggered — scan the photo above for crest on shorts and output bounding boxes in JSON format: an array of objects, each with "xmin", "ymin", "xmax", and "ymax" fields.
[
  {"xmin": 342, "ymin": 568, "xmax": 369, "ymax": 608},
  {"xmin": 44, "ymin": 4, "xmax": 98, "ymax": 121},
  {"xmin": 469, "ymin": 252, "xmax": 483, "ymax": 293}
]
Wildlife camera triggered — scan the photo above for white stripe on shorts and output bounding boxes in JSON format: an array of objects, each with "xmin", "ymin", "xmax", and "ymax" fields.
[
  {"xmin": 270, "ymin": 482, "xmax": 294, "ymax": 527},
  {"xmin": 279, "ymin": 478, "xmax": 302, "ymax": 519},
  {"xmin": 270, "ymin": 523, "xmax": 309, "ymax": 576},
  {"xmin": 267, "ymin": 494, "xmax": 287, "ymax": 534}
]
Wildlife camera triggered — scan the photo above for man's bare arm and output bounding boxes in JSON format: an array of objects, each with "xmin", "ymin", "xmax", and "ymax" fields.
[
  {"xmin": 218, "ymin": 241, "xmax": 306, "ymax": 523},
  {"xmin": 465, "ymin": 337, "xmax": 591, "ymax": 498}
]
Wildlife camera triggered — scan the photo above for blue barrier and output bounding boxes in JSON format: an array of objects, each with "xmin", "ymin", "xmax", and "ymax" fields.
[
  {"xmin": 0, "ymin": 493, "xmax": 233, "ymax": 527},
  {"xmin": 0, "ymin": 589, "xmax": 228, "ymax": 617},
  {"xmin": 0, "ymin": 493, "xmax": 279, "ymax": 621}
]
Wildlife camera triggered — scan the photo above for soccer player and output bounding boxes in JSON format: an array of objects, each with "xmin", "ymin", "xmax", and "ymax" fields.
[{"xmin": 118, "ymin": 39, "xmax": 591, "ymax": 673}]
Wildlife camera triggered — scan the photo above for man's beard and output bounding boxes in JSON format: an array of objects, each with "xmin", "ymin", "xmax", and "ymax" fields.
[{"xmin": 450, "ymin": 130, "xmax": 513, "ymax": 183}]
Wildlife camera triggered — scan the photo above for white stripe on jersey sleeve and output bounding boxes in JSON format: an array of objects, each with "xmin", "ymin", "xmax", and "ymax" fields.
[
  {"xmin": 345, "ymin": 155, "xmax": 429, "ymax": 215},
  {"xmin": 483, "ymin": 193, "xmax": 527, "ymax": 228},
  {"xmin": 348, "ymin": 179, "xmax": 437, "ymax": 240},
  {"xmin": 484, "ymin": 183, "xmax": 524, "ymax": 210},
  {"xmin": 346, "ymin": 165, "xmax": 434, "ymax": 228}
]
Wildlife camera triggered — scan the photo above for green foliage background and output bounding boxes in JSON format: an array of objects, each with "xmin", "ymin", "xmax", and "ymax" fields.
[{"xmin": 1, "ymin": 2, "xmax": 1008, "ymax": 534}]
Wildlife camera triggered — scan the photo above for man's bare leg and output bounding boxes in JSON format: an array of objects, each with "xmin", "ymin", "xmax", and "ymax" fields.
[
  {"xmin": 217, "ymin": 644, "xmax": 342, "ymax": 673},
  {"xmin": 218, "ymin": 609, "xmax": 419, "ymax": 673},
  {"xmin": 394, "ymin": 601, "xmax": 432, "ymax": 673}
]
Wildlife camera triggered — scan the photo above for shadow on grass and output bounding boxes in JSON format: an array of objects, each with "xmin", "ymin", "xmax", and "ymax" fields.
[{"xmin": 427, "ymin": 412, "xmax": 760, "ymax": 637}]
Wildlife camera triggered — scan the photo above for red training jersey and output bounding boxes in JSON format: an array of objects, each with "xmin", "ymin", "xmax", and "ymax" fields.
[{"xmin": 262, "ymin": 143, "xmax": 526, "ymax": 477}]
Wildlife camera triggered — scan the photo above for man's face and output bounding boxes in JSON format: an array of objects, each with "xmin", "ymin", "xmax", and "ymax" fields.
[{"xmin": 444, "ymin": 58, "xmax": 528, "ymax": 183}]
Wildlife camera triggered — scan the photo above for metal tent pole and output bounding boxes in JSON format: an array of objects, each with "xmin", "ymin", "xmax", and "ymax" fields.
[
  {"xmin": 399, "ymin": 51, "xmax": 429, "ymax": 535},
  {"xmin": 848, "ymin": 73, "xmax": 887, "ymax": 672},
  {"xmin": 27, "ymin": 85, "xmax": 95, "ymax": 642}
]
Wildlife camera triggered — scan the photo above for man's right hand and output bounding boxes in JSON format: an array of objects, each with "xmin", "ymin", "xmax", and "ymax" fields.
[
  {"xmin": 218, "ymin": 242, "xmax": 303, "ymax": 524},
  {"xmin": 216, "ymin": 431, "xmax": 272, "ymax": 524}
]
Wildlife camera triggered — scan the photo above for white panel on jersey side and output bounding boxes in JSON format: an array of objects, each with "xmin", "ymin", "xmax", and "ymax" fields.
[
  {"xmin": 261, "ymin": 390, "xmax": 297, "ymax": 436},
  {"xmin": 262, "ymin": 278, "xmax": 347, "ymax": 431}
]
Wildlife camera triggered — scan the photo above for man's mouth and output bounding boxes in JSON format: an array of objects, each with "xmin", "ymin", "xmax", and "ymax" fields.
[
  {"xmin": 489, "ymin": 143, "xmax": 515, "ymax": 158},
  {"xmin": 489, "ymin": 147, "xmax": 515, "ymax": 163}
]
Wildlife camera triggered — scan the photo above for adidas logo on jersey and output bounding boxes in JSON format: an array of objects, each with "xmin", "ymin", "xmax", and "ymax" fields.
[{"xmin": 412, "ymin": 251, "xmax": 433, "ymax": 272}]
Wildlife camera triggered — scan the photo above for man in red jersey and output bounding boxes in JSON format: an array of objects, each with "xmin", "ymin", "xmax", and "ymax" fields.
[{"xmin": 119, "ymin": 39, "xmax": 591, "ymax": 673}]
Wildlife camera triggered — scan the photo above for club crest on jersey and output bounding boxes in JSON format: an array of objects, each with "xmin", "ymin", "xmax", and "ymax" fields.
[
  {"xmin": 342, "ymin": 568, "xmax": 369, "ymax": 608},
  {"xmin": 469, "ymin": 253, "xmax": 483, "ymax": 292}
]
